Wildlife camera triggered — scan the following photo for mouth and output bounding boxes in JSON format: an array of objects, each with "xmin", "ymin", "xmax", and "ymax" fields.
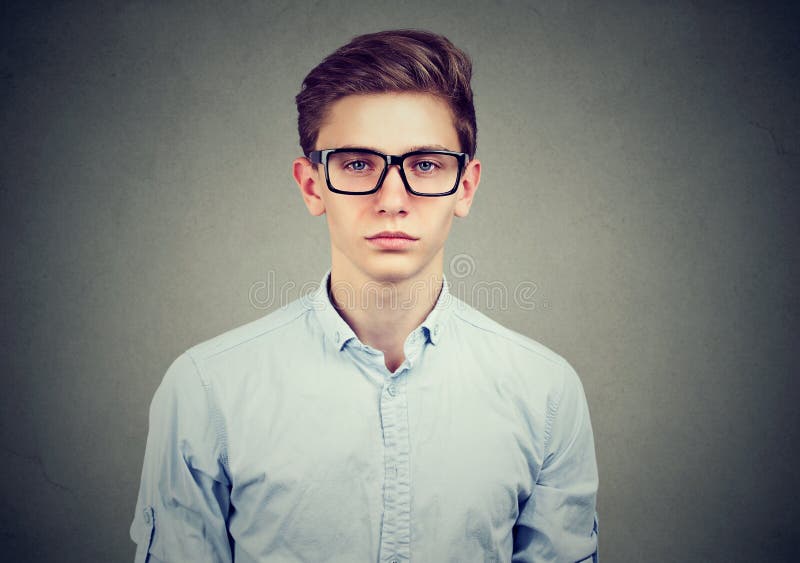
[
  {"xmin": 366, "ymin": 231, "xmax": 419, "ymax": 240},
  {"xmin": 365, "ymin": 231, "xmax": 419, "ymax": 250}
]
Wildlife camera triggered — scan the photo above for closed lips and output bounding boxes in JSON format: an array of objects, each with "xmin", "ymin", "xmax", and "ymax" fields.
[{"xmin": 367, "ymin": 231, "xmax": 418, "ymax": 239}]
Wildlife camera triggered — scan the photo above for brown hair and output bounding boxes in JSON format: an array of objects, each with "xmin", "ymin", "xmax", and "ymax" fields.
[{"xmin": 295, "ymin": 29, "xmax": 477, "ymax": 158}]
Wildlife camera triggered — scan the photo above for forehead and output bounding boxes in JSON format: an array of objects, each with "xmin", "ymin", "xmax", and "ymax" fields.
[{"xmin": 315, "ymin": 92, "xmax": 460, "ymax": 153}]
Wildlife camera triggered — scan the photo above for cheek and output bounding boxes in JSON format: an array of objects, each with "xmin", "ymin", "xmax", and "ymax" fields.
[
  {"xmin": 427, "ymin": 208, "xmax": 456, "ymax": 233},
  {"xmin": 325, "ymin": 201, "xmax": 365, "ymax": 240}
]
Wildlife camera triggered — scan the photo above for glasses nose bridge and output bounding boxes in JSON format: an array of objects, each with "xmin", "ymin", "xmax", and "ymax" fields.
[
  {"xmin": 385, "ymin": 154, "xmax": 404, "ymax": 167},
  {"xmin": 384, "ymin": 154, "xmax": 406, "ymax": 177},
  {"xmin": 378, "ymin": 154, "xmax": 409, "ymax": 191}
]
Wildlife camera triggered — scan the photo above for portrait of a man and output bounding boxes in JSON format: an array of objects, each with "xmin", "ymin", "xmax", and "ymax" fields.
[
  {"xmin": 129, "ymin": 30, "xmax": 599, "ymax": 562},
  {"xmin": 2, "ymin": 3, "xmax": 796, "ymax": 563}
]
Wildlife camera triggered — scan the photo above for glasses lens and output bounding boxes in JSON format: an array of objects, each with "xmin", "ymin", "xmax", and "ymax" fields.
[
  {"xmin": 327, "ymin": 151, "xmax": 386, "ymax": 193},
  {"xmin": 403, "ymin": 153, "xmax": 460, "ymax": 195}
]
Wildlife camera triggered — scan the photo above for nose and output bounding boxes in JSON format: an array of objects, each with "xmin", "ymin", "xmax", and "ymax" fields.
[{"xmin": 374, "ymin": 164, "xmax": 409, "ymax": 214}]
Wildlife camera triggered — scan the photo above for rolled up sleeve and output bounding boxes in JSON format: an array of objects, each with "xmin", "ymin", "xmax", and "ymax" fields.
[
  {"xmin": 130, "ymin": 352, "xmax": 233, "ymax": 563},
  {"xmin": 513, "ymin": 361, "xmax": 599, "ymax": 562}
]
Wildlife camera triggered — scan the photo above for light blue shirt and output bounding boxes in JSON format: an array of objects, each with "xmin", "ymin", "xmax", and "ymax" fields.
[{"xmin": 130, "ymin": 270, "xmax": 599, "ymax": 562}]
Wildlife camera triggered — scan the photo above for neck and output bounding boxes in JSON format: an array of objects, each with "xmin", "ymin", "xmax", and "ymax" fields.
[{"xmin": 328, "ymin": 259, "xmax": 444, "ymax": 371}]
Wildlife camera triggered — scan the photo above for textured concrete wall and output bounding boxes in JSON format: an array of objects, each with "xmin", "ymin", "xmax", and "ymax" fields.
[{"xmin": 1, "ymin": 1, "xmax": 798, "ymax": 561}]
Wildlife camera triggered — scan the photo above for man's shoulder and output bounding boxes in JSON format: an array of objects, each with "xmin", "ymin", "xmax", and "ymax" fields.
[
  {"xmin": 184, "ymin": 295, "xmax": 312, "ymax": 365},
  {"xmin": 448, "ymin": 296, "xmax": 570, "ymax": 371},
  {"xmin": 447, "ymin": 297, "xmax": 586, "ymax": 399}
]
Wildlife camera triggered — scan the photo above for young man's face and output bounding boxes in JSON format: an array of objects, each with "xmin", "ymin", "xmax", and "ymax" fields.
[{"xmin": 293, "ymin": 92, "xmax": 480, "ymax": 286}]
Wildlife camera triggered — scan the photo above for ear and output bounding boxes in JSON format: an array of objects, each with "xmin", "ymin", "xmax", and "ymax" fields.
[
  {"xmin": 293, "ymin": 157, "xmax": 326, "ymax": 216},
  {"xmin": 454, "ymin": 158, "xmax": 480, "ymax": 218}
]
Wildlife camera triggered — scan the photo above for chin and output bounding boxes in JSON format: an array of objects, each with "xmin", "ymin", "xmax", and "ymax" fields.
[
  {"xmin": 362, "ymin": 258, "xmax": 425, "ymax": 284},
  {"xmin": 365, "ymin": 267, "xmax": 415, "ymax": 284}
]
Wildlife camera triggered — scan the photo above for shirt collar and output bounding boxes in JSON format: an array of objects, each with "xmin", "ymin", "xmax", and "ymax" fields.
[{"xmin": 305, "ymin": 268, "xmax": 453, "ymax": 353}]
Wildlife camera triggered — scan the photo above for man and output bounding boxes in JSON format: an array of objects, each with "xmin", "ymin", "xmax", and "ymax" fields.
[{"xmin": 130, "ymin": 29, "xmax": 599, "ymax": 562}]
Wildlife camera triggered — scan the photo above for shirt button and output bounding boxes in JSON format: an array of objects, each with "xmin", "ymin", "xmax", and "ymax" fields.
[
  {"xmin": 143, "ymin": 509, "xmax": 151, "ymax": 525},
  {"xmin": 387, "ymin": 383, "xmax": 397, "ymax": 397},
  {"xmin": 334, "ymin": 331, "xmax": 340, "ymax": 343}
]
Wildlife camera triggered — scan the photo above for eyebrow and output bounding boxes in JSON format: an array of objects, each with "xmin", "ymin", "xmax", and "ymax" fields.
[
  {"xmin": 336, "ymin": 144, "xmax": 456, "ymax": 153},
  {"xmin": 406, "ymin": 144, "xmax": 454, "ymax": 152}
]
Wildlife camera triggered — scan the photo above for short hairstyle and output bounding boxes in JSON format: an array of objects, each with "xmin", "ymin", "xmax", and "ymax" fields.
[{"xmin": 296, "ymin": 29, "xmax": 477, "ymax": 159}]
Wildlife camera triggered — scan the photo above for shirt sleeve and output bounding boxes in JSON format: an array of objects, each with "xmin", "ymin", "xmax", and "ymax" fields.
[
  {"xmin": 129, "ymin": 352, "xmax": 233, "ymax": 563},
  {"xmin": 512, "ymin": 360, "xmax": 600, "ymax": 562}
]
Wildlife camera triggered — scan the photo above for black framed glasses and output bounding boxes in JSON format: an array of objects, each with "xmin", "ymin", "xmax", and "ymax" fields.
[{"xmin": 307, "ymin": 148, "xmax": 469, "ymax": 196}]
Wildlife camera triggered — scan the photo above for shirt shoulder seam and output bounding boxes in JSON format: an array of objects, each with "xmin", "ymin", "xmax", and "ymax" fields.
[
  {"xmin": 450, "ymin": 304, "xmax": 567, "ymax": 369},
  {"xmin": 183, "ymin": 349, "xmax": 232, "ymax": 475},
  {"xmin": 189, "ymin": 301, "xmax": 312, "ymax": 363}
]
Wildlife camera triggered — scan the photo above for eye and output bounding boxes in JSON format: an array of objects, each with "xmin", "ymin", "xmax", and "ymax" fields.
[
  {"xmin": 345, "ymin": 160, "xmax": 370, "ymax": 172},
  {"xmin": 413, "ymin": 160, "xmax": 439, "ymax": 173}
]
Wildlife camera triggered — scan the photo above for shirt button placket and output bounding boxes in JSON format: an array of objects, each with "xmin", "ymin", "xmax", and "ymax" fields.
[{"xmin": 378, "ymin": 375, "xmax": 411, "ymax": 562}]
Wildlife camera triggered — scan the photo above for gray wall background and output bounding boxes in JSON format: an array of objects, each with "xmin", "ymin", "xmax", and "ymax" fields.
[{"xmin": 2, "ymin": 1, "xmax": 798, "ymax": 561}]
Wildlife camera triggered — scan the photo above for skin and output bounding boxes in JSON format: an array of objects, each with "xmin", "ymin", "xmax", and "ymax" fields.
[{"xmin": 293, "ymin": 92, "xmax": 481, "ymax": 371}]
